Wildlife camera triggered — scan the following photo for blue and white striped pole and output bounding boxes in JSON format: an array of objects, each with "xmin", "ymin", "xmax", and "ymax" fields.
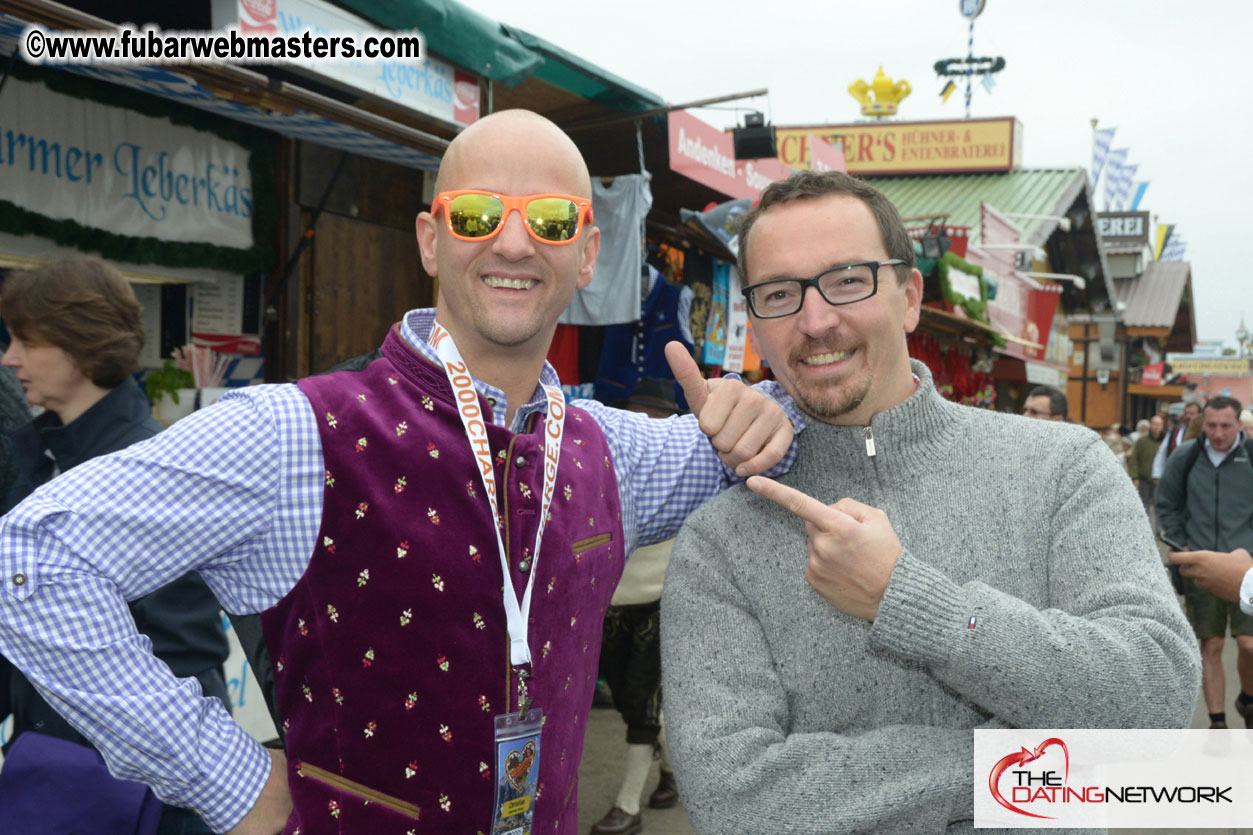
[{"xmin": 965, "ymin": 18, "xmax": 974, "ymax": 118}]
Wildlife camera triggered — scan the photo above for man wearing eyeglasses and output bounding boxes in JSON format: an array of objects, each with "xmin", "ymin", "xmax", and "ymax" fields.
[
  {"xmin": 660, "ymin": 169, "xmax": 1199, "ymax": 834},
  {"xmin": 1021, "ymin": 384, "xmax": 1068, "ymax": 421},
  {"xmin": 0, "ymin": 110, "xmax": 799, "ymax": 835}
]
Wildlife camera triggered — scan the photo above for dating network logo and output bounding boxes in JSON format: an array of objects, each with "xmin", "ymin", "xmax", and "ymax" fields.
[{"xmin": 988, "ymin": 735, "xmax": 1232, "ymax": 820}]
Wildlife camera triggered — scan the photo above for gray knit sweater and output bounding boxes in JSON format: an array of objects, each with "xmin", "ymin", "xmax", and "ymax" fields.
[{"xmin": 661, "ymin": 361, "xmax": 1200, "ymax": 834}]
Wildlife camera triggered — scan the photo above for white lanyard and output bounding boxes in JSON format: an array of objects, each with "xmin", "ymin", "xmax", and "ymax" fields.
[{"xmin": 429, "ymin": 321, "xmax": 565, "ymax": 666}]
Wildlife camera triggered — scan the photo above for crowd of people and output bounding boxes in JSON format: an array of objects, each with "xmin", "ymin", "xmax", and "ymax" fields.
[
  {"xmin": 1023, "ymin": 383, "xmax": 1253, "ymax": 734},
  {"xmin": 0, "ymin": 109, "xmax": 1230, "ymax": 835}
]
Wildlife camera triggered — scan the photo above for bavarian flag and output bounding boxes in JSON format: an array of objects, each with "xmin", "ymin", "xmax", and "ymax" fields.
[{"xmin": 1155, "ymin": 223, "xmax": 1174, "ymax": 261}]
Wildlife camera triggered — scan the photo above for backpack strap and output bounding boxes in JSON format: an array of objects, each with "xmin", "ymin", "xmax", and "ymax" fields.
[{"xmin": 1179, "ymin": 437, "xmax": 1205, "ymax": 483}]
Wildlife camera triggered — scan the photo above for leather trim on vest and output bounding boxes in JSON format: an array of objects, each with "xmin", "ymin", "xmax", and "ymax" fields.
[
  {"xmin": 297, "ymin": 761, "xmax": 421, "ymax": 820},
  {"xmin": 571, "ymin": 533, "xmax": 612, "ymax": 554}
]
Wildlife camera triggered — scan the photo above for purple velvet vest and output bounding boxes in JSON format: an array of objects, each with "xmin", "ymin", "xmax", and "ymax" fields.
[{"xmin": 263, "ymin": 328, "xmax": 624, "ymax": 834}]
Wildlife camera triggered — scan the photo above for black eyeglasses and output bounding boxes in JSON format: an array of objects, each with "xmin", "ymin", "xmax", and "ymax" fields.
[{"xmin": 741, "ymin": 259, "xmax": 906, "ymax": 319}]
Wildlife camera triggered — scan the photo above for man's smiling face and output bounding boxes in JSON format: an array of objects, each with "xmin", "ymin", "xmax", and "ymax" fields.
[
  {"xmin": 416, "ymin": 111, "xmax": 598, "ymax": 361},
  {"xmin": 742, "ymin": 193, "xmax": 921, "ymax": 425}
]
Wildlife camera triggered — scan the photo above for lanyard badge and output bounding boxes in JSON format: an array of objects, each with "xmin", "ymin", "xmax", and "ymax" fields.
[
  {"xmin": 491, "ymin": 708, "xmax": 543, "ymax": 835},
  {"xmin": 430, "ymin": 320, "xmax": 565, "ymax": 668},
  {"xmin": 430, "ymin": 322, "xmax": 562, "ymax": 830}
]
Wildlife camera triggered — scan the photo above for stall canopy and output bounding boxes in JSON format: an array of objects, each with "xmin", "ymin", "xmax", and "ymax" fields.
[
  {"xmin": 336, "ymin": 0, "xmax": 541, "ymax": 86},
  {"xmin": 1112, "ymin": 260, "xmax": 1196, "ymax": 351},
  {"xmin": 0, "ymin": 0, "xmax": 668, "ymax": 171},
  {"xmin": 496, "ymin": 26, "xmax": 665, "ymax": 111},
  {"xmin": 869, "ymin": 167, "xmax": 1115, "ymax": 313},
  {"xmin": 340, "ymin": 0, "xmax": 664, "ymax": 108}
]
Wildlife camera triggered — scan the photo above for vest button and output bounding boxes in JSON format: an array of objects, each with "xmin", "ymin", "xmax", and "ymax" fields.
[
  {"xmin": 518, "ymin": 558, "xmax": 532, "ymax": 573},
  {"xmin": 12, "ymin": 573, "xmax": 26, "ymax": 586},
  {"xmin": 515, "ymin": 456, "xmax": 526, "ymax": 467}
]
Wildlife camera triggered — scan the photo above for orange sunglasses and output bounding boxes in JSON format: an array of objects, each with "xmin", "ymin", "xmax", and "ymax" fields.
[{"xmin": 432, "ymin": 190, "xmax": 594, "ymax": 246}]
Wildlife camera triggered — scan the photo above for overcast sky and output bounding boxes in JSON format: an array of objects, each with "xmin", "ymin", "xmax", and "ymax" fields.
[{"xmin": 468, "ymin": 0, "xmax": 1253, "ymax": 351}]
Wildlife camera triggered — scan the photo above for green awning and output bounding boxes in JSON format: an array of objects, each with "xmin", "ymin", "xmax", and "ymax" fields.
[
  {"xmin": 335, "ymin": 0, "xmax": 665, "ymax": 111},
  {"xmin": 499, "ymin": 25, "xmax": 665, "ymax": 112},
  {"xmin": 869, "ymin": 168, "xmax": 1087, "ymax": 247},
  {"xmin": 335, "ymin": 0, "xmax": 541, "ymax": 85}
]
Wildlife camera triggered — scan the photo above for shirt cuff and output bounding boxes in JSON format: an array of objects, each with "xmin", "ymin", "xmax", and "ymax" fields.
[
  {"xmin": 184, "ymin": 729, "xmax": 273, "ymax": 833},
  {"xmin": 1240, "ymin": 567, "xmax": 1253, "ymax": 616}
]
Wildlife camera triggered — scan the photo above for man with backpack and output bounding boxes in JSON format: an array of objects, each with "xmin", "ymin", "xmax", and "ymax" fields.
[{"xmin": 1157, "ymin": 395, "xmax": 1253, "ymax": 728}]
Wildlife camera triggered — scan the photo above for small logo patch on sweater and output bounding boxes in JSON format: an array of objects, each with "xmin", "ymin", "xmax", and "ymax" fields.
[{"xmin": 968, "ymin": 616, "xmax": 978, "ymax": 630}]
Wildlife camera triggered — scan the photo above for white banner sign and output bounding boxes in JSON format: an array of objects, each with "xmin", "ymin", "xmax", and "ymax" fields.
[
  {"xmin": 0, "ymin": 77, "xmax": 253, "ymax": 249},
  {"xmin": 212, "ymin": 0, "xmax": 480, "ymax": 126},
  {"xmin": 1024, "ymin": 360, "xmax": 1065, "ymax": 388},
  {"xmin": 975, "ymin": 729, "xmax": 1253, "ymax": 828}
]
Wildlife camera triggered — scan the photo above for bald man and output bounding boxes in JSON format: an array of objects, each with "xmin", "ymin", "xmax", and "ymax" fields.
[{"xmin": 0, "ymin": 110, "xmax": 798, "ymax": 834}]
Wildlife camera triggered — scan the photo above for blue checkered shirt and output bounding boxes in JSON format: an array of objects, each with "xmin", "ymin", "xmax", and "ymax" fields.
[{"xmin": 0, "ymin": 309, "xmax": 801, "ymax": 831}]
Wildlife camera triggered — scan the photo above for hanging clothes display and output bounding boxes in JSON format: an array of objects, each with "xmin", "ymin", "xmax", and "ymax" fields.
[
  {"xmin": 559, "ymin": 174, "xmax": 652, "ymax": 326},
  {"xmin": 683, "ymin": 252, "xmax": 713, "ymax": 360},
  {"xmin": 701, "ymin": 260, "xmax": 729, "ymax": 366},
  {"xmin": 594, "ymin": 273, "xmax": 694, "ymax": 409},
  {"xmin": 546, "ymin": 323, "xmax": 581, "ymax": 384},
  {"xmin": 721, "ymin": 260, "xmax": 750, "ymax": 373},
  {"xmin": 741, "ymin": 320, "xmax": 763, "ymax": 373}
]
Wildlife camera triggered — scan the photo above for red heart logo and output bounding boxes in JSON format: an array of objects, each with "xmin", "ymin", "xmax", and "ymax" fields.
[{"xmin": 988, "ymin": 737, "xmax": 1069, "ymax": 819}]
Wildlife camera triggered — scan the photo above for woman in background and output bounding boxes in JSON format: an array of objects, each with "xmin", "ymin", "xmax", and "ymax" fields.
[{"xmin": 0, "ymin": 258, "xmax": 229, "ymax": 835}]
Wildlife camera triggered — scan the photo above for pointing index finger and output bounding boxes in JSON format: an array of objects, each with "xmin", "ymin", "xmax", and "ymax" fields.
[{"xmin": 747, "ymin": 476, "xmax": 841, "ymax": 529}]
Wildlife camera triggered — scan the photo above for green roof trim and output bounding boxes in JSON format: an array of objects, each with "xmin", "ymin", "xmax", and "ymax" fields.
[
  {"xmin": 335, "ymin": 0, "xmax": 541, "ymax": 85},
  {"xmin": 869, "ymin": 168, "xmax": 1087, "ymax": 248},
  {"xmin": 499, "ymin": 25, "xmax": 665, "ymax": 112},
  {"xmin": 333, "ymin": 0, "xmax": 665, "ymax": 111}
]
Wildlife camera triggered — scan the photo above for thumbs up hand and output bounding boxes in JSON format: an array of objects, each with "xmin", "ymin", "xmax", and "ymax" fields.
[{"xmin": 665, "ymin": 341, "xmax": 794, "ymax": 477}]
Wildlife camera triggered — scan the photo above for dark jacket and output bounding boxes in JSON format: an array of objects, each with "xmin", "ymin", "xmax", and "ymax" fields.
[
  {"xmin": 1127, "ymin": 433, "xmax": 1163, "ymax": 481},
  {"xmin": 1, "ymin": 377, "xmax": 231, "ymax": 750},
  {"xmin": 1156, "ymin": 434, "xmax": 1253, "ymax": 553}
]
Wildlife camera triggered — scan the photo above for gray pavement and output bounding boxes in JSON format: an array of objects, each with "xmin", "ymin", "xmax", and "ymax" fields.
[{"xmin": 577, "ymin": 707, "xmax": 693, "ymax": 835}]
